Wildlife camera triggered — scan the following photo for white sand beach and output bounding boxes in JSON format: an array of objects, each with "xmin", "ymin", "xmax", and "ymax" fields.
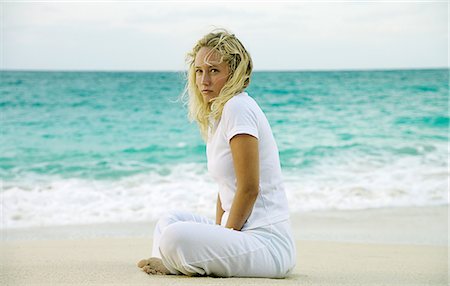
[{"xmin": 1, "ymin": 206, "xmax": 448, "ymax": 286}]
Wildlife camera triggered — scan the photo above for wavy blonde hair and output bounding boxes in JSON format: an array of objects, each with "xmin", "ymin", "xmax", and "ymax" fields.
[{"xmin": 183, "ymin": 29, "xmax": 253, "ymax": 141}]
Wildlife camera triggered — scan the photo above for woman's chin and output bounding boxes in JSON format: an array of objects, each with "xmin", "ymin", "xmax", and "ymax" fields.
[{"xmin": 203, "ymin": 95, "xmax": 215, "ymax": 103}]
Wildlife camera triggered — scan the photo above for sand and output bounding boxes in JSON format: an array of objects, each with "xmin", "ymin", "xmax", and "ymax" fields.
[{"xmin": 1, "ymin": 206, "xmax": 448, "ymax": 285}]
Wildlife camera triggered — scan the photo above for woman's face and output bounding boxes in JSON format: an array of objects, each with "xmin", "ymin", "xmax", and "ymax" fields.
[{"xmin": 195, "ymin": 47, "xmax": 230, "ymax": 103}]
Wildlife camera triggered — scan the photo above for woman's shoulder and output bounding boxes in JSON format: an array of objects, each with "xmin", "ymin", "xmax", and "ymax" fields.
[{"xmin": 223, "ymin": 92, "xmax": 258, "ymax": 115}]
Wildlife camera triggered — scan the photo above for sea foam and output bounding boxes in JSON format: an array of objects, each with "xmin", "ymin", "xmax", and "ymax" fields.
[{"xmin": 2, "ymin": 155, "xmax": 447, "ymax": 229}]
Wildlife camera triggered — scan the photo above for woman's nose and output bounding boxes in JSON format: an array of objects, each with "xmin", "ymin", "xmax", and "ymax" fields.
[{"xmin": 201, "ymin": 72, "xmax": 210, "ymax": 85}]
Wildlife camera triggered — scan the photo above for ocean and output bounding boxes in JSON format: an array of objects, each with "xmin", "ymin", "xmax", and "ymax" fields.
[{"xmin": 1, "ymin": 69, "xmax": 448, "ymax": 228}]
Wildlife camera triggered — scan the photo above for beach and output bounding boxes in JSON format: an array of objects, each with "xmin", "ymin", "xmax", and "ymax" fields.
[
  {"xmin": 2, "ymin": 2, "xmax": 449, "ymax": 284},
  {"xmin": 1, "ymin": 206, "xmax": 447, "ymax": 286}
]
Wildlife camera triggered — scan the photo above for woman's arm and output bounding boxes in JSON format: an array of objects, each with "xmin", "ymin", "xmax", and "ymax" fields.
[
  {"xmin": 225, "ymin": 134, "xmax": 260, "ymax": 231},
  {"xmin": 216, "ymin": 193, "xmax": 224, "ymax": 225}
]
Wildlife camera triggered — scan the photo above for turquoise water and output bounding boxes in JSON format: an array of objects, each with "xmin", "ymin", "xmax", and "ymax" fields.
[{"xmin": 1, "ymin": 69, "xmax": 448, "ymax": 228}]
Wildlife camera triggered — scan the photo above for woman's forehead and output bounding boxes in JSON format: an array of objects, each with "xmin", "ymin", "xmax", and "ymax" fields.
[{"xmin": 195, "ymin": 47, "xmax": 224, "ymax": 66}]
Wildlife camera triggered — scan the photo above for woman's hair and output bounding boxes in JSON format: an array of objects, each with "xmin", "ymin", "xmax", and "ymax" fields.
[{"xmin": 183, "ymin": 29, "xmax": 253, "ymax": 141}]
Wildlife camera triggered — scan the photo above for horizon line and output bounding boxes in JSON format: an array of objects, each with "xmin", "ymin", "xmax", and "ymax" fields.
[{"xmin": 1, "ymin": 66, "xmax": 448, "ymax": 73}]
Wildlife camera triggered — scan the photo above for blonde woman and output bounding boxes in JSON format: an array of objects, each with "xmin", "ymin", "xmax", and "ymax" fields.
[{"xmin": 138, "ymin": 29, "xmax": 296, "ymax": 278}]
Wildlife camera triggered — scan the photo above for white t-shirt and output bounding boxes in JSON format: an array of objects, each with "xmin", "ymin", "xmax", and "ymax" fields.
[{"xmin": 206, "ymin": 91, "xmax": 290, "ymax": 230}]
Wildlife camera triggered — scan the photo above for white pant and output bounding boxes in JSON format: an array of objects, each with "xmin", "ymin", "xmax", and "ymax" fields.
[{"xmin": 151, "ymin": 211, "xmax": 296, "ymax": 278}]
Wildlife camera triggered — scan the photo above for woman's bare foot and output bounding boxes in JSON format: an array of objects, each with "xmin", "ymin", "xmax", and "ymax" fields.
[{"xmin": 137, "ymin": 257, "xmax": 171, "ymax": 275}]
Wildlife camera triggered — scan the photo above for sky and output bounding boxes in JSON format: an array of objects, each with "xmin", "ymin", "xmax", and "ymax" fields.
[{"xmin": 1, "ymin": 0, "xmax": 449, "ymax": 71}]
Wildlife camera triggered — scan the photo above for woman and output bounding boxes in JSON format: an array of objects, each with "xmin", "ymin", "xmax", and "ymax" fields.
[{"xmin": 137, "ymin": 29, "xmax": 296, "ymax": 278}]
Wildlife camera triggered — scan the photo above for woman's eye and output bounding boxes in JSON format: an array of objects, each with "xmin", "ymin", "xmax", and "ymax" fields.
[
  {"xmin": 195, "ymin": 69, "xmax": 202, "ymax": 74},
  {"xmin": 211, "ymin": 69, "xmax": 219, "ymax": 73}
]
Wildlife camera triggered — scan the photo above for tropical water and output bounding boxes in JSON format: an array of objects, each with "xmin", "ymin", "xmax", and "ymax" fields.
[{"xmin": 1, "ymin": 69, "xmax": 448, "ymax": 228}]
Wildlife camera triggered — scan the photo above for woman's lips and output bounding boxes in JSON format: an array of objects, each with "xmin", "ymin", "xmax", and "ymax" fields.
[{"xmin": 202, "ymin": 89, "xmax": 213, "ymax": 93}]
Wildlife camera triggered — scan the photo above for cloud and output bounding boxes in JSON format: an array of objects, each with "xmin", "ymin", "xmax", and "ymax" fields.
[{"xmin": 2, "ymin": 1, "xmax": 448, "ymax": 71}]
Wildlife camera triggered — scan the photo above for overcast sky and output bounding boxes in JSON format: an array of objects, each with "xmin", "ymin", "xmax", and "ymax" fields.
[{"xmin": 2, "ymin": 0, "xmax": 448, "ymax": 71}]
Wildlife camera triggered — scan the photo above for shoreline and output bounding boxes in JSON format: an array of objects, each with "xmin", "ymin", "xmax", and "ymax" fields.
[{"xmin": 2, "ymin": 205, "xmax": 447, "ymax": 245}]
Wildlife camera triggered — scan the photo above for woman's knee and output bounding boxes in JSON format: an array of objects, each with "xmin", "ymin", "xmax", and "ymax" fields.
[
  {"xmin": 159, "ymin": 222, "xmax": 199, "ymax": 258},
  {"xmin": 156, "ymin": 210, "xmax": 190, "ymax": 230}
]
